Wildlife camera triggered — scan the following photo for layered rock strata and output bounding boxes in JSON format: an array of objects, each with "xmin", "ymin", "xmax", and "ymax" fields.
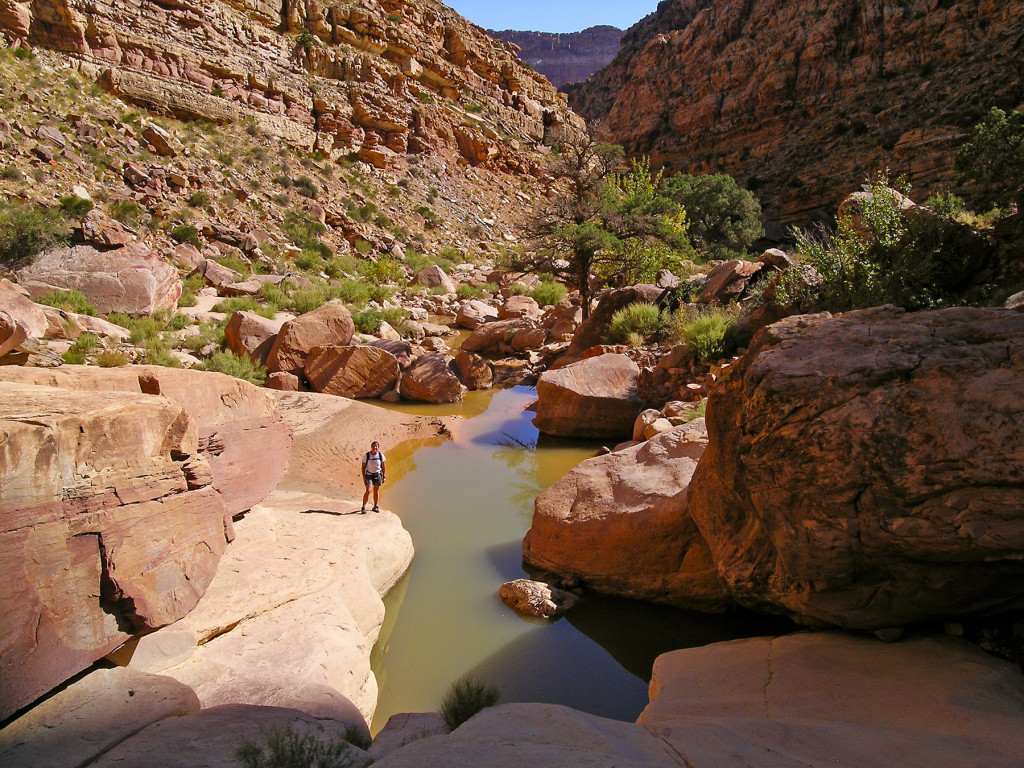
[
  {"xmin": 489, "ymin": 25, "xmax": 624, "ymax": 88},
  {"xmin": 689, "ymin": 306, "xmax": 1024, "ymax": 629},
  {"xmin": 569, "ymin": 0, "xmax": 1024, "ymax": 227}
]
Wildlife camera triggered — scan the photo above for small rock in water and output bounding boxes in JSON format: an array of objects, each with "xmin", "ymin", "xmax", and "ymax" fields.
[{"xmin": 499, "ymin": 578, "xmax": 579, "ymax": 619}]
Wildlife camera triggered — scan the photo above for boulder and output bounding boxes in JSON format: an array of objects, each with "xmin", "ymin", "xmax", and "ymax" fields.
[
  {"xmin": 399, "ymin": 353, "xmax": 463, "ymax": 403},
  {"xmin": 689, "ymin": 306, "xmax": 1024, "ymax": 629},
  {"xmin": 141, "ymin": 123, "xmax": 181, "ymax": 157},
  {"xmin": 696, "ymin": 259, "xmax": 765, "ymax": 304},
  {"xmin": 455, "ymin": 299, "xmax": 498, "ymax": 329},
  {"xmin": 369, "ymin": 338, "xmax": 414, "ymax": 369},
  {"xmin": 0, "ymin": 668, "xmax": 200, "ymax": 768},
  {"xmin": 89, "ymin": 705, "xmax": 371, "ymax": 768},
  {"xmin": 190, "ymin": 258, "xmax": 241, "ymax": 289},
  {"xmin": 639, "ymin": 633, "xmax": 1024, "ymax": 768},
  {"xmin": 371, "ymin": 704, "xmax": 680, "ymax": 768},
  {"xmin": 499, "ymin": 579, "xmax": 579, "ymax": 619},
  {"xmin": 411, "ymin": 265, "xmax": 456, "ymax": 293},
  {"xmin": 0, "ymin": 279, "xmax": 48, "ymax": 357},
  {"xmin": 16, "ymin": 244, "xmax": 181, "ymax": 316},
  {"xmin": 304, "ymin": 345, "xmax": 400, "ymax": 399},
  {"xmin": 545, "ymin": 305, "xmax": 582, "ymax": 342},
  {"xmin": 267, "ymin": 302, "xmax": 355, "ymax": 375},
  {"xmin": 172, "ymin": 243, "xmax": 204, "ymax": 269},
  {"xmin": 224, "ymin": 310, "xmax": 283, "ymax": 366},
  {"xmin": 498, "ymin": 295, "xmax": 542, "ymax": 320},
  {"xmin": 79, "ymin": 209, "xmax": 133, "ymax": 247},
  {"xmin": 0, "ymin": 381, "xmax": 226, "ymax": 721},
  {"xmin": 632, "ymin": 408, "xmax": 661, "ymax": 441},
  {"xmin": 461, "ymin": 316, "xmax": 538, "ymax": 356},
  {"xmin": 534, "ymin": 353, "xmax": 643, "ymax": 439},
  {"xmin": 0, "ymin": 366, "xmax": 290, "ymax": 519},
  {"xmin": 524, "ymin": 421, "xmax": 729, "ymax": 611},
  {"xmin": 561, "ymin": 285, "xmax": 662, "ymax": 362},
  {"xmin": 509, "ymin": 326, "xmax": 548, "ymax": 352},
  {"xmin": 221, "ymin": 279, "xmax": 263, "ymax": 297},
  {"xmin": 265, "ymin": 371, "xmax": 302, "ymax": 391},
  {"xmin": 370, "ymin": 713, "xmax": 449, "ymax": 762},
  {"xmin": 452, "ymin": 350, "xmax": 493, "ymax": 390}
]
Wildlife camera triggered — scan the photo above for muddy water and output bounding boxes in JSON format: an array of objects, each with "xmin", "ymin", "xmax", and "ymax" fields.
[{"xmin": 369, "ymin": 386, "xmax": 791, "ymax": 733}]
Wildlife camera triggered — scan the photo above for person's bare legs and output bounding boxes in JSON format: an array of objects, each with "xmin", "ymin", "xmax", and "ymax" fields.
[
  {"xmin": 362, "ymin": 482, "xmax": 371, "ymax": 511},
  {"xmin": 372, "ymin": 484, "xmax": 381, "ymax": 509}
]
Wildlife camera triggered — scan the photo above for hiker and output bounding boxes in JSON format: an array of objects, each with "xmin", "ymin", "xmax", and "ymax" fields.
[{"xmin": 361, "ymin": 440, "xmax": 386, "ymax": 513}]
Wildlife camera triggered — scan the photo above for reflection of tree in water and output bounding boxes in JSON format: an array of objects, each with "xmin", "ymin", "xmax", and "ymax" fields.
[
  {"xmin": 386, "ymin": 435, "xmax": 449, "ymax": 485},
  {"xmin": 493, "ymin": 433, "xmax": 544, "ymax": 518}
]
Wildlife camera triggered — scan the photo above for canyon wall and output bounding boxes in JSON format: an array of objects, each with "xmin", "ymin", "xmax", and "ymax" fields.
[
  {"xmin": 568, "ymin": 0, "xmax": 1024, "ymax": 230},
  {"xmin": 489, "ymin": 25, "xmax": 623, "ymax": 88}
]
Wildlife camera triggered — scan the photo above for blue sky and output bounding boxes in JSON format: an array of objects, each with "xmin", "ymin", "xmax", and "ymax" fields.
[{"xmin": 446, "ymin": 1, "xmax": 662, "ymax": 33}]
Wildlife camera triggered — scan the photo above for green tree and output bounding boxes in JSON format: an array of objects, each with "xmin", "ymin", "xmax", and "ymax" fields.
[
  {"xmin": 523, "ymin": 139, "xmax": 688, "ymax": 317},
  {"xmin": 661, "ymin": 172, "xmax": 764, "ymax": 259},
  {"xmin": 955, "ymin": 107, "xmax": 1024, "ymax": 209}
]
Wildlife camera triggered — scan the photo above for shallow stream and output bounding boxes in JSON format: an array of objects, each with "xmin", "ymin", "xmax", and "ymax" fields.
[{"xmin": 369, "ymin": 386, "xmax": 790, "ymax": 733}]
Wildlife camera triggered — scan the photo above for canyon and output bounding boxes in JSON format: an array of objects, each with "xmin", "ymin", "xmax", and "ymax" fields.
[{"xmin": 489, "ymin": 25, "xmax": 623, "ymax": 88}]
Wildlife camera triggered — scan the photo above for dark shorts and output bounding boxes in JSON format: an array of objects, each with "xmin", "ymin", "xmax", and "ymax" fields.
[{"xmin": 364, "ymin": 472, "xmax": 383, "ymax": 487}]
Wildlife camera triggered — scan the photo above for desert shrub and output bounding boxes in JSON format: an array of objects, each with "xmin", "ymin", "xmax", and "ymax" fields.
[
  {"xmin": 36, "ymin": 289, "xmax": 97, "ymax": 316},
  {"xmin": 328, "ymin": 280, "xmax": 369, "ymax": 308},
  {"xmin": 367, "ymin": 283, "xmax": 396, "ymax": 303},
  {"xmin": 170, "ymin": 224, "xmax": 201, "ymax": 248},
  {"xmin": 0, "ymin": 201, "xmax": 70, "ymax": 267},
  {"xmin": 672, "ymin": 306, "xmax": 738, "ymax": 361},
  {"xmin": 196, "ymin": 350, "xmax": 267, "ymax": 385},
  {"xmin": 662, "ymin": 172, "xmax": 764, "ymax": 260},
  {"xmin": 440, "ymin": 675, "xmax": 500, "ymax": 730},
  {"xmin": 213, "ymin": 296, "xmax": 278, "ymax": 319},
  {"xmin": 142, "ymin": 338, "xmax": 181, "ymax": 367},
  {"xmin": 58, "ymin": 195, "xmax": 93, "ymax": 218},
  {"xmin": 107, "ymin": 200, "xmax": 145, "ymax": 228},
  {"xmin": 165, "ymin": 312, "xmax": 192, "ymax": 331},
  {"xmin": 605, "ymin": 303, "xmax": 666, "ymax": 345},
  {"xmin": 95, "ymin": 349, "xmax": 130, "ymax": 367},
  {"xmin": 955, "ymin": 106, "xmax": 1024, "ymax": 209},
  {"xmin": 181, "ymin": 320, "xmax": 226, "ymax": 352},
  {"xmin": 352, "ymin": 307, "xmax": 410, "ymax": 336},
  {"xmin": 924, "ymin": 190, "xmax": 966, "ymax": 219},
  {"xmin": 187, "ymin": 190, "xmax": 210, "ymax": 208},
  {"xmin": 281, "ymin": 208, "xmax": 329, "ymax": 255},
  {"xmin": 234, "ymin": 725, "xmax": 367, "ymax": 768},
  {"xmin": 287, "ymin": 286, "xmax": 329, "ymax": 315},
  {"xmin": 530, "ymin": 281, "xmax": 567, "ymax": 307},
  {"xmin": 2, "ymin": 165, "xmax": 24, "ymax": 182},
  {"xmin": 258, "ymin": 281, "xmax": 291, "ymax": 307},
  {"xmin": 364, "ymin": 255, "xmax": 406, "ymax": 285},
  {"xmin": 456, "ymin": 284, "xmax": 483, "ymax": 300},
  {"xmin": 294, "ymin": 175, "xmax": 318, "ymax": 199},
  {"xmin": 505, "ymin": 282, "xmax": 530, "ymax": 296},
  {"xmin": 217, "ymin": 254, "xmax": 250, "ymax": 275},
  {"xmin": 62, "ymin": 332, "xmax": 100, "ymax": 364}
]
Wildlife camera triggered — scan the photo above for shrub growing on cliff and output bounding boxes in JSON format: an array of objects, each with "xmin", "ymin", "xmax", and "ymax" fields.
[
  {"xmin": 235, "ymin": 725, "xmax": 367, "ymax": 768},
  {"xmin": 440, "ymin": 675, "xmax": 501, "ymax": 729},
  {"xmin": 955, "ymin": 106, "xmax": 1024, "ymax": 210}
]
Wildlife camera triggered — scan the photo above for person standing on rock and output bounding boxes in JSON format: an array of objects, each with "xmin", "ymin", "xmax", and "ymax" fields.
[{"xmin": 361, "ymin": 441, "xmax": 386, "ymax": 513}]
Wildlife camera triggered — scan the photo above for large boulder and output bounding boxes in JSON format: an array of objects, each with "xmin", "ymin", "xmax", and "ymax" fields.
[
  {"xmin": 639, "ymin": 633, "xmax": 1024, "ymax": 768},
  {"xmin": 304, "ymin": 345, "xmax": 400, "ymax": 399},
  {"xmin": 16, "ymin": 243, "xmax": 181, "ymax": 316},
  {"xmin": 267, "ymin": 302, "xmax": 355, "ymax": 375},
  {"xmin": 689, "ymin": 306, "xmax": 1024, "ymax": 629},
  {"xmin": 0, "ymin": 366, "xmax": 290, "ymax": 518},
  {"xmin": 399, "ymin": 353, "xmax": 463, "ymax": 403},
  {"xmin": 455, "ymin": 299, "xmax": 498, "ymax": 329},
  {"xmin": 0, "ymin": 381, "xmax": 227, "ymax": 721},
  {"xmin": 224, "ymin": 310, "xmax": 284, "ymax": 366},
  {"xmin": 411, "ymin": 265, "xmax": 456, "ymax": 293},
  {"xmin": 696, "ymin": 259, "xmax": 765, "ymax": 304},
  {"xmin": 0, "ymin": 279, "xmax": 48, "ymax": 357},
  {"xmin": 534, "ymin": 353, "xmax": 643, "ymax": 439},
  {"xmin": 524, "ymin": 421, "xmax": 730, "ymax": 611},
  {"xmin": 461, "ymin": 316, "xmax": 539, "ymax": 356},
  {"xmin": 452, "ymin": 349, "xmax": 493, "ymax": 390},
  {"xmin": 498, "ymin": 294, "xmax": 542, "ymax": 320}
]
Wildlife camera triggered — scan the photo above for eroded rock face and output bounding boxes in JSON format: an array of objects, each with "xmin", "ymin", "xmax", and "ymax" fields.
[
  {"xmin": 639, "ymin": 633, "xmax": 1024, "ymax": 767},
  {"xmin": 489, "ymin": 26, "xmax": 624, "ymax": 88},
  {"xmin": 689, "ymin": 306, "xmax": 1024, "ymax": 629},
  {"xmin": 524, "ymin": 421, "xmax": 730, "ymax": 611},
  {"xmin": 267, "ymin": 302, "xmax": 355, "ymax": 375},
  {"xmin": 452, "ymin": 349, "xmax": 493, "ymax": 390},
  {"xmin": 399, "ymin": 353, "xmax": 462, "ymax": 403},
  {"xmin": 0, "ymin": 279, "xmax": 48, "ymax": 357},
  {"xmin": 499, "ymin": 579, "xmax": 579, "ymax": 619},
  {"xmin": 0, "ymin": 381, "xmax": 226, "ymax": 720},
  {"xmin": 534, "ymin": 353, "xmax": 643, "ymax": 439},
  {"xmin": 304, "ymin": 344, "xmax": 401, "ymax": 399},
  {"xmin": 224, "ymin": 310, "xmax": 283, "ymax": 365},
  {"xmin": 16, "ymin": 243, "xmax": 181, "ymax": 316}
]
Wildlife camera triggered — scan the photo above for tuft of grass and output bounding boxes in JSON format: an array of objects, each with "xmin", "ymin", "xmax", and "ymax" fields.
[
  {"xmin": 196, "ymin": 350, "xmax": 267, "ymax": 385},
  {"xmin": 352, "ymin": 307, "xmax": 411, "ymax": 336},
  {"xmin": 234, "ymin": 724, "xmax": 368, "ymax": 768},
  {"xmin": 95, "ymin": 349, "xmax": 130, "ymax": 367},
  {"xmin": 672, "ymin": 306, "xmax": 738, "ymax": 362},
  {"xmin": 440, "ymin": 675, "xmax": 500, "ymax": 730},
  {"xmin": 107, "ymin": 200, "xmax": 146, "ymax": 228},
  {"xmin": 505, "ymin": 282, "xmax": 530, "ymax": 296},
  {"xmin": 456, "ymin": 284, "xmax": 483, "ymax": 300},
  {"xmin": 212, "ymin": 296, "xmax": 278, "ymax": 319},
  {"xmin": 187, "ymin": 190, "xmax": 210, "ymax": 208},
  {"xmin": 605, "ymin": 303, "xmax": 666, "ymax": 345},
  {"xmin": 530, "ymin": 282, "xmax": 567, "ymax": 307},
  {"xmin": 58, "ymin": 195, "xmax": 93, "ymax": 218},
  {"xmin": 170, "ymin": 224, "xmax": 201, "ymax": 248},
  {"xmin": 142, "ymin": 338, "xmax": 181, "ymax": 367},
  {"xmin": 36, "ymin": 289, "xmax": 97, "ymax": 316}
]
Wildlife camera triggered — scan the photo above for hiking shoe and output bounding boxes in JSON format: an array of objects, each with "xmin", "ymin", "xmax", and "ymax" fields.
[
  {"xmin": 360, "ymin": 506, "xmax": 366, "ymax": 514},
  {"xmin": 372, "ymin": 505, "xmax": 380, "ymax": 513}
]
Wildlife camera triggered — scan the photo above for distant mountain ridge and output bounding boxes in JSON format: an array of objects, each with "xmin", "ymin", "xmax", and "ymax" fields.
[{"xmin": 489, "ymin": 25, "xmax": 624, "ymax": 88}]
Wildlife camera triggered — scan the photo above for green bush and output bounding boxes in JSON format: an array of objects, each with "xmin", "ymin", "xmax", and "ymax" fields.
[
  {"xmin": 2, "ymin": 165, "xmax": 24, "ymax": 182},
  {"xmin": 364, "ymin": 255, "xmax": 406, "ymax": 285},
  {"xmin": 58, "ymin": 195, "xmax": 93, "ymax": 218},
  {"xmin": 440, "ymin": 675, "xmax": 500, "ymax": 730},
  {"xmin": 235, "ymin": 725, "xmax": 367, "ymax": 768},
  {"xmin": 662, "ymin": 173, "xmax": 764, "ymax": 259},
  {"xmin": 367, "ymin": 283, "xmax": 396, "ymax": 303},
  {"xmin": 0, "ymin": 201, "xmax": 70, "ymax": 267},
  {"xmin": 456, "ymin": 284, "xmax": 483, "ymax": 300},
  {"xmin": 294, "ymin": 175, "xmax": 318, "ymax": 199},
  {"xmin": 142, "ymin": 338, "xmax": 181, "ymax": 367},
  {"xmin": 36, "ymin": 289, "xmax": 97, "ymax": 316},
  {"xmin": 170, "ymin": 224, "xmax": 201, "ymax": 248},
  {"xmin": 187, "ymin": 191, "xmax": 210, "ymax": 208},
  {"xmin": 287, "ymin": 287, "xmax": 329, "ymax": 315},
  {"xmin": 217, "ymin": 254, "xmax": 250, "ymax": 275},
  {"xmin": 332, "ymin": 280, "xmax": 370, "ymax": 308},
  {"xmin": 605, "ymin": 303, "xmax": 665, "ymax": 345},
  {"xmin": 924, "ymin": 190, "xmax": 966, "ymax": 219},
  {"xmin": 505, "ymin": 282, "xmax": 530, "ymax": 296},
  {"xmin": 352, "ymin": 307, "xmax": 410, "ymax": 336},
  {"xmin": 95, "ymin": 349, "xmax": 130, "ymax": 367},
  {"xmin": 213, "ymin": 296, "xmax": 278, "ymax": 319},
  {"xmin": 673, "ymin": 307, "xmax": 737, "ymax": 361},
  {"xmin": 181, "ymin": 320, "xmax": 226, "ymax": 353},
  {"xmin": 107, "ymin": 200, "xmax": 145, "ymax": 228},
  {"xmin": 196, "ymin": 350, "xmax": 267, "ymax": 385},
  {"xmin": 530, "ymin": 281, "xmax": 567, "ymax": 307}
]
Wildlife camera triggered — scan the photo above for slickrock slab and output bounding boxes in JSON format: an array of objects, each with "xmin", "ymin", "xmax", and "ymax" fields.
[
  {"xmin": 525, "ymin": 420, "xmax": 730, "ymax": 611},
  {"xmin": 639, "ymin": 633, "xmax": 1024, "ymax": 768},
  {"xmin": 17, "ymin": 243, "xmax": 181, "ymax": 316},
  {"xmin": 534, "ymin": 353, "xmax": 643, "ymax": 439},
  {"xmin": 0, "ymin": 381, "xmax": 225, "ymax": 721},
  {"xmin": 127, "ymin": 488, "xmax": 413, "ymax": 726},
  {"xmin": 372, "ymin": 703, "xmax": 680, "ymax": 768},
  {"xmin": 0, "ymin": 667, "xmax": 200, "ymax": 768},
  {"xmin": 90, "ymin": 705, "xmax": 370, "ymax": 768},
  {"xmin": 689, "ymin": 306, "xmax": 1024, "ymax": 628},
  {"xmin": 0, "ymin": 366, "xmax": 291, "ymax": 518}
]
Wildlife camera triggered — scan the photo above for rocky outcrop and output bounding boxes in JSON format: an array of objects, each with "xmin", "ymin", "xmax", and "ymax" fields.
[
  {"xmin": 0, "ymin": 380, "xmax": 226, "ymax": 720},
  {"xmin": 304, "ymin": 344, "xmax": 401, "ymax": 399},
  {"xmin": 568, "ymin": 0, "xmax": 1024, "ymax": 228},
  {"xmin": 560, "ymin": 284, "xmax": 662, "ymax": 363},
  {"xmin": 461, "ymin": 316, "xmax": 540, "ymax": 355},
  {"xmin": 267, "ymin": 303, "xmax": 355, "ymax": 375},
  {"xmin": 0, "ymin": 278, "xmax": 48, "ymax": 357},
  {"xmin": 524, "ymin": 420, "xmax": 730, "ymax": 611},
  {"xmin": 16, "ymin": 243, "xmax": 181, "ymax": 316},
  {"xmin": 223, "ymin": 310, "xmax": 284, "ymax": 366},
  {"xmin": 689, "ymin": 306, "xmax": 1024, "ymax": 629},
  {"xmin": 452, "ymin": 349, "xmax": 493, "ymax": 390},
  {"xmin": 534, "ymin": 353, "xmax": 643, "ymax": 439},
  {"xmin": 489, "ymin": 26, "xmax": 624, "ymax": 88},
  {"xmin": 398, "ymin": 353, "xmax": 462, "ymax": 403},
  {"xmin": 639, "ymin": 633, "xmax": 1024, "ymax": 767}
]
